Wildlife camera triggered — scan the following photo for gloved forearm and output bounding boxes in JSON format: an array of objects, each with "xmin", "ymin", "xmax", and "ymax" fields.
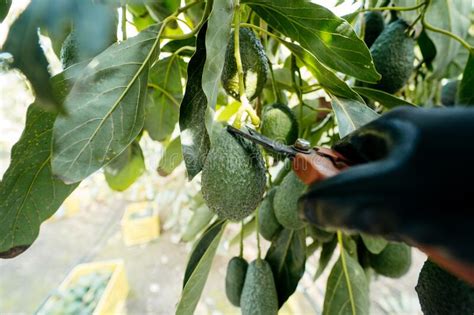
[{"xmin": 300, "ymin": 107, "xmax": 474, "ymax": 265}]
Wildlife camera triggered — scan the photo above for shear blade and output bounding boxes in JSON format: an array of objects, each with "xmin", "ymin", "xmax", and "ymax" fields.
[{"xmin": 226, "ymin": 125, "xmax": 296, "ymax": 157}]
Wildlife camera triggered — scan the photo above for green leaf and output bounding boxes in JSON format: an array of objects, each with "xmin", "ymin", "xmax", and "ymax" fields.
[
  {"xmin": 179, "ymin": 23, "xmax": 211, "ymax": 180},
  {"xmin": 181, "ymin": 205, "xmax": 215, "ymax": 242},
  {"xmin": 157, "ymin": 136, "xmax": 183, "ymax": 176},
  {"xmin": 424, "ymin": 0, "xmax": 471, "ymax": 78},
  {"xmin": 177, "ymin": 220, "xmax": 226, "ymax": 315},
  {"xmin": 0, "ymin": 106, "xmax": 79, "ymax": 258},
  {"xmin": 161, "ymin": 37, "xmax": 196, "ymax": 56},
  {"xmin": 52, "ymin": 25, "xmax": 161, "ymax": 184},
  {"xmin": 0, "ymin": 0, "xmax": 11, "ymax": 22},
  {"xmin": 3, "ymin": 6, "xmax": 60, "ymax": 111},
  {"xmin": 282, "ymin": 41, "xmax": 364, "ymax": 101},
  {"xmin": 202, "ymin": 0, "xmax": 234, "ymax": 109},
  {"xmin": 331, "ymin": 95, "xmax": 379, "ymax": 138},
  {"xmin": 314, "ymin": 236, "xmax": 337, "ymax": 280},
  {"xmin": 353, "ymin": 86, "xmax": 416, "ymax": 109},
  {"xmin": 323, "ymin": 251, "xmax": 369, "ymax": 315},
  {"xmin": 360, "ymin": 233, "xmax": 388, "ymax": 255},
  {"xmin": 265, "ymin": 229, "xmax": 306, "ymax": 307},
  {"xmin": 458, "ymin": 52, "xmax": 474, "ymax": 105},
  {"xmin": 145, "ymin": 56, "xmax": 185, "ymax": 141},
  {"xmin": 242, "ymin": 0, "xmax": 380, "ymax": 82},
  {"xmin": 104, "ymin": 142, "xmax": 145, "ymax": 191},
  {"xmin": 392, "ymin": 0, "xmax": 421, "ymax": 24}
]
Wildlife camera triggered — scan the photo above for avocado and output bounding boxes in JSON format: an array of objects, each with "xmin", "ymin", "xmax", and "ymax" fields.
[
  {"xmin": 368, "ymin": 19, "xmax": 415, "ymax": 93},
  {"xmin": 416, "ymin": 259, "xmax": 474, "ymax": 314},
  {"xmin": 369, "ymin": 242, "xmax": 411, "ymax": 278},
  {"xmin": 260, "ymin": 103, "xmax": 299, "ymax": 157},
  {"xmin": 221, "ymin": 28, "xmax": 269, "ymax": 101},
  {"xmin": 273, "ymin": 171, "xmax": 307, "ymax": 230},
  {"xmin": 225, "ymin": 256, "xmax": 249, "ymax": 307},
  {"xmin": 441, "ymin": 79, "xmax": 459, "ymax": 106},
  {"xmin": 364, "ymin": 11, "xmax": 385, "ymax": 48},
  {"xmin": 240, "ymin": 259, "xmax": 279, "ymax": 315},
  {"xmin": 258, "ymin": 189, "xmax": 282, "ymax": 241},
  {"xmin": 201, "ymin": 127, "xmax": 266, "ymax": 221}
]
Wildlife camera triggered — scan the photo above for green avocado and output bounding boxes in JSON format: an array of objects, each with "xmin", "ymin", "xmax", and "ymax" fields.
[
  {"xmin": 369, "ymin": 242, "xmax": 412, "ymax": 278},
  {"xmin": 273, "ymin": 171, "xmax": 307, "ymax": 230},
  {"xmin": 260, "ymin": 103, "xmax": 299, "ymax": 157},
  {"xmin": 240, "ymin": 259, "xmax": 279, "ymax": 315},
  {"xmin": 221, "ymin": 28, "xmax": 269, "ymax": 101},
  {"xmin": 368, "ymin": 19, "xmax": 415, "ymax": 94},
  {"xmin": 364, "ymin": 11, "xmax": 385, "ymax": 48},
  {"xmin": 441, "ymin": 79, "xmax": 459, "ymax": 106},
  {"xmin": 258, "ymin": 189, "xmax": 282, "ymax": 241},
  {"xmin": 104, "ymin": 142, "xmax": 145, "ymax": 192},
  {"xmin": 416, "ymin": 260, "xmax": 474, "ymax": 314},
  {"xmin": 201, "ymin": 127, "xmax": 266, "ymax": 221},
  {"xmin": 225, "ymin": 256, "xmax": 249, "ymax": 307}
]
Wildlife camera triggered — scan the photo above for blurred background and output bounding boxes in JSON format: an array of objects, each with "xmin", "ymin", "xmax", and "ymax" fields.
[{"xmin": 0, "ymin": 1, "xmax": 427, "ymax": 314}]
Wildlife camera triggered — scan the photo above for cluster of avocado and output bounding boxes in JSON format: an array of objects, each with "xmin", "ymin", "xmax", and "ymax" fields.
[
  {"xmin": 39, "ymin": 272, "xmax": 111, "ymax": 315},
  {"xmin": 363, "ymin": 13, "xmax": 415, "ymax": 94},
  {"xmin": 225, "ymin": 257, "xmax": 279, "ymax": 314}
]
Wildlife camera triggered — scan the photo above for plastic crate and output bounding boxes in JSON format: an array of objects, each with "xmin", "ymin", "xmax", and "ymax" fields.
[
  {"xmin": 121, "ymin": 201, "xmax": 160, "ymax": 246},
  {"xmin": 39, "ymin": 260, "xmax": 129, "ymax": 315}
]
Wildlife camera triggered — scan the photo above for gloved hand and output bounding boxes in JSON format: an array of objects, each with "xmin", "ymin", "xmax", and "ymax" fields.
[{"xmin": 299, "ymin": 107, "xmax": 474, "ymax": 268}]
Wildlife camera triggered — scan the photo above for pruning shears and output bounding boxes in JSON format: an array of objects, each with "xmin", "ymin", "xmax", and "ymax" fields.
[{"xmin": 227, "ymin": 125, "xmax": 353, "ymax": 185}]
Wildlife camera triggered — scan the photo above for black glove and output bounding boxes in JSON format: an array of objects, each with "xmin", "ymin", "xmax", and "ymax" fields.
[{"xmin": 299, "ymin": 107, "xmax": 474, "ymax": 264}]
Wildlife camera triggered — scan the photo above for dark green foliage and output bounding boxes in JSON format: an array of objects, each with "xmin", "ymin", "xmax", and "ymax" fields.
[
  {"xmin": 258, "ymin": 189, "xmax": 282, "ymax": 241},
  {"xmin": 240, "ymin": 259, "xmax": 279, "ymax": 315},
  {"xmin": 273, "ymin": 171, "xmax": 306, "ymax": 230},
  {"xmin": 416, "ymin": 260, "xmax": 474, "ymax": 315},
  {"xmin": 201, "ymin": 127, "xmax": 266, "ymax": 221},
  {"xmin": 260, "ymin": 103, "xmax": 299, "ymax": 159},
  {"xmin": 441, "ymin": 80, "xmax": 459, "ymax": 106},
  {"xmin": 225, "ymin": 256, "xmax": 249, "ymax": 307},
  {"xmin": 364, "ymin": 11, "xmax": 385, "ymax": 48},
  {"xmin": 0, "ymin": 0, "xmax": 11, "ymax": 22},
  {"xmin": 369, "ymin": 242, "xmax": 412, "ymax": 278},
  {"xmin": 221, "ymin": 27, "xmax": 269, "ymax": 101},
  {"xmin": 369, "ymin": 20, "xmax": 415, "ymax": 93},
  {"xmin": 308, "ymin": 225, "xmax": 334, "ymax": 243}
]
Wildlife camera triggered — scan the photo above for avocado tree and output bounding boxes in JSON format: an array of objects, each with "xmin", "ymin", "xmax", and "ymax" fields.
[{"xmin": 0, "ymin": 0, "xmax": 473, "ymax": 313}]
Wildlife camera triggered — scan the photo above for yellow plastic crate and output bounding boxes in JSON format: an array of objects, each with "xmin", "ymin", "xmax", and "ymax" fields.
[
  {"xmin": 40, "ymin": 260, "xmax": 129, "ymax": 315},
  {"xmin": 121, "ymin": 201, "xmax": 160, "ymax": 246}
]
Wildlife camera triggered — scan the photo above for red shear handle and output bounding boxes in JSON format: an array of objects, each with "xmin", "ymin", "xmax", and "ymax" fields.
[{"xmin": 291, "ymin": 147, "xmax": 351, "ymax": 185}]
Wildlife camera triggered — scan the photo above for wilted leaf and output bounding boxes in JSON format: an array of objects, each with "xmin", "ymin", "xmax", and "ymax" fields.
[
  {"xmin": 177, "ymin": 220, "xmax": 226, "ymax": 315},
  {"xmin": 458, "ymin": 52, "xmax": 474, "ymax": 105},
  {"xmin": 202, "ymin": 0, "xmax": 234, "ymax": 109},
  {"xmin": 323, "ymin": 251, "xmax": 369, "ymax": 315},
  {"xmin": 0, "ymin": 106, "xmax": 78, "ymax": 258},
  {"xmin": 424, "ymin": 0, "xmax": 471, "ymax": 78},
  {"xmin": 242, "ymin": 0, "xmax": 380, "ymax": 82},
  {"xmin": 157, "ymin": 136, "xmax": 183, "ymax": 176},
  {"xmin": 145, "ymin": 56, "xmax": 185, "ymax": 141},
  {"xmin": 104, "ymin": 142, "xmax": 145, "ymax": 191},
  {"xmin": 52, "ymin": 25, "xmax": 161, "ymax": 184},
  {"xmin": 265, "ymin": 229, "xmax": 306, "ymax": 307},
  {"xmin": 353, "ymin": 86, "xmax": 416, "ymax": 109},
  {"xmin": 179, "ymin": 23, "xmax": 211, "ymax": 180},
  {"xmin": 360, "ymin": 233, "xmax": 388, "ymax": 255},
  {"xmin": 331, "ymin": 95, "xmax": 379, "ymax": 138}
]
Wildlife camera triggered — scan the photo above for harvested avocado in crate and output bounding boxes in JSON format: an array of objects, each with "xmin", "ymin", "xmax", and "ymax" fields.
[{"xmin": 38, "ymin": 272, "xmax": 112, "ymax": 315}]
